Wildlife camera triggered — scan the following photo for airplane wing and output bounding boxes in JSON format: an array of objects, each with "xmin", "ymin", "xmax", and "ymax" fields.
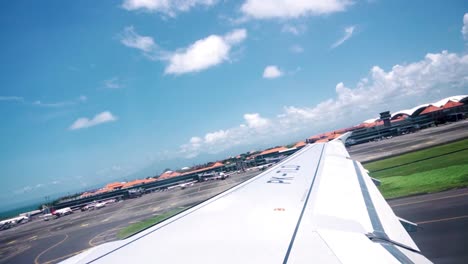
[{"xmin": 62, "ymin": 133, "xmax": 431, "ymax": 263}]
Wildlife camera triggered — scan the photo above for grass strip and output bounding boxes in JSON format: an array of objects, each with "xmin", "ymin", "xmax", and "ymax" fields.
[
  {"xmin": 362, "ymin": 138, "xmax": 468, "ymax": 199},
  {"xmin": 378, "ymin": 164, "xmax": 468, "ymax": 199},
  {"xmin": 117, "ymin": 207, "xmax": 186, "ymax": 239},
  {"xmin": 364, "ymin": 138, "xmax": 468, "ymax": 173},
  {"xmin": 370, "ymin": 149, "xmax": 467, "ymax": 178}
]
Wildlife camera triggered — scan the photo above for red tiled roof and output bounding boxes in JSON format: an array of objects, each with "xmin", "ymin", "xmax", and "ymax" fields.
[
  {"xmin": 259, "ymin": 147, "xmax": 288, "ymax": 156},
  {"xmin": 308, "ymin": 135, "xmax": 320, "ymax": 140},
  {"xmin": 294, "ymin": 141, "xmax": 306, "ymax": 148},
  {"xmin": 105, "ymin": 182, "xmax": 124, "ymax": 189},
  {"xmin": 362, "ymin": 120, "xmax": 384, "ymax": 128},
  {"xmin": 121, "ymin": 178, "xmax": 156, "ymax": 189},
  {"xmin": 94, "ymin": 188, "xmax": 111, "ymax": 195},
  {"xmin": 420, "ymin": 105, "xmax": 442, "ymax": 115},
  {"xmin": 442, "ymin": 100, "xmax": 463, "ymax": 109},
  {"xmin": 391, "ymin": 116, "xmax": 406, "ymax": 122},
  {"xmin": 159, "ymin": 171, "xmax": 182, "ymax": 180},
  {"xmin": 80, "ymin": 192, "xmax": 93, "ymax": 198},
  {"xmin": 181, "ymin": 162, "xmax": 225, "ymax": 175},
  {"xmin": 316, "ymin": 139, "xmax": 329, "ymax": 143}
]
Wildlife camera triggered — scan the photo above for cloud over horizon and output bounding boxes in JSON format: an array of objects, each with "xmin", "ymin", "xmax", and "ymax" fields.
[{"xmin": 179, "ymin": 49, "xmax": 468, "ymax": 158}]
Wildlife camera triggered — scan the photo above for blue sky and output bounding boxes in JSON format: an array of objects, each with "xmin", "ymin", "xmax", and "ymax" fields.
[{"xmin": 1, "ymin": 0, "xmax": 468, "ymax": 211}]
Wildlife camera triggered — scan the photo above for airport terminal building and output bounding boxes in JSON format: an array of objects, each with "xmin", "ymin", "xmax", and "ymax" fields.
[{"xmin": 344, "ymin": 96, "xmax": 467, "ymax": 145}]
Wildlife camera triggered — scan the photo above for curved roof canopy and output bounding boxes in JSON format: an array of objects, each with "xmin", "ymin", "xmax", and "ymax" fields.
[{"xmin": 389, "ymin": 95, "xmax": 467, "ymax": 118}]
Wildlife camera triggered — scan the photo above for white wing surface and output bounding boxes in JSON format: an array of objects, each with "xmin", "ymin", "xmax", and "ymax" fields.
[{"xmin": 62, "ymin": 134, "xmax": 431, "ymax": 264}]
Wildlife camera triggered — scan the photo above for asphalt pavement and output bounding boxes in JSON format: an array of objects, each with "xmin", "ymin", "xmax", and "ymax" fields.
[
  {"xmin": 349, "ymin": 119, "xmax": 468, "ymax": 163},
  {"xmin": 389, "ymin": 188, "xmax": 468, "ymax": 264}
]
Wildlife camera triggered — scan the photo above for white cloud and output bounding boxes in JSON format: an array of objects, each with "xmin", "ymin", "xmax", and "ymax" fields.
[
  {"xmin": 120, "ymin": 26, "xmax": 156, "ymax": 53},
  {"xmin": 244, "ymin": 113, "xmax": 270, "ymax": 128},
  {"xmin": 280, "ymin": 50, "xmax": 468, "ymax": 130},
  {"xmin": 122, "ymin": 0, "xmax": 217, "ymax": 17},
  {"xmin": 179, "ymin": 50, "xmax": 468, "ymax": 158},
  {"xmin": 104, "ymin": 77, "xmax": 123, "ymax": 89},
  {"xmin": 224, "ymin": 28, "xmax": 248, "ymax": 45},
  {"xmin": 33, "ymin": 96, "xmax": 87, "ymax": 108},
  {"xmin": 0, "ymin": 96, "xmax": 24, "ymax": 102},
  {"xmin": 241, "ymin": 0, "xmax": 351, "ymax": 19},
  {"xmin": 331, "ymin": 25, "xmax": 355, "ymax": 49},
  {"xmin": 263, "ymin": 65, "xmax": 283, "ymax": 79},
  {"xmin": 179, "ymin": 113, "xmax": 272, "ymax": 158},
  {"xmin": 463, "ymin": 13, "xmax": 468, "ymax": 41},
  {"xmin": 119, "ymin": 27, "xmax": 247, "ymax": 74},
  {"xmin": 290, "ymin": 44, "xmax": 304, "ymax": 53},
  {"xmin": 13, "ymin": 186, "xmax": 33, "ymax": 194},
  {"xmin": 282, "ymin": 24, "xmax": 307, "ymax": 35},
  {"xmin": 165, "ymin": 29, "xmax": 247, "ymax": 74},
  {"xmin": 204, "ymin": 130, "xmax": 229, "ymax": 144},
  {"xmin": 12, "ymin": 183, "xmax": 47, "ymax": 194},
  {"xmin": 69, "ymin": 111, "xmax": 117, "ymax": 130}
]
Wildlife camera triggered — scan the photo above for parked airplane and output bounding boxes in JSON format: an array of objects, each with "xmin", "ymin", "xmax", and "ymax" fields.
[
  {"xmin": 94, "ymin": 202, "xmax": 106, "ymax": 209},
  {"xmin": 55, "ymin": 207, "xmax": 73, "ymax": 216},
  {"xmin": 0, "ymin": 215, "xmax": 29, "ymax": 229},
  {"xmin": 62, "ymin": 133, "xmax": 431, "ymax": 263}
]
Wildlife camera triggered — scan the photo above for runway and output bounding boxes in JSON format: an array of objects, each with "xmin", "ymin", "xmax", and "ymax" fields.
[{"xmin": 389, "ymin": 188, "xmax": 468, "ymax": 264}]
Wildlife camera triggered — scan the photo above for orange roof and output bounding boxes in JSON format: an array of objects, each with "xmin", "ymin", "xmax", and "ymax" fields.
[
  {"xmin": 80, "ymin": 192, "xmax": 94, "ymax": 198},
  {"xmin": 181, "ymin": 162, "xmax": 225, "ymax": 175},
  {"xmin": 159, "ymin": 171, "xmax": 182, "ymax": 180},
  {"xmin": 442, "ymin": 100, "xmax": 463, "ymax": 109},
  {"xmin": 315, "ymin": 139, "xmax": 329, "ymax": 143},
  {"xmin": 308, "ymin": 135, "xmax": 320, "ymax": 140},
  {"xmin": 294, "ymin": 141, "xmax": 306, "ymax": 148},
  {"xmin": 420, "ymin": 105, "xmax": 442, "ymax": 115},
  {"xmin": 80, "ymin": 187, "xmax": 114, "ymax": 197},
  {"xmin": 121, "ymin": 178, "xmax": 156, "ymax": 189},
  {"xmin": 105, "ymin": 182, "xmax": 124, "ymax": 189},
  {"xmin": 362, "ymin": 120, "xmax": 384, "ymax": 128},
  {"xmin": 212, "ymin": 162, "xmax": 224, "ymax": 167},
  {"xmin": 259, "ymin": 147, "xmax": 288, "ymax": 156},
  {"xmin": 94, "ymin": 188, "xmax": 110, "ymax": 195},
  {"xmin": 391, "ymin": 116, "xmax": 406, "ymax": 122}
]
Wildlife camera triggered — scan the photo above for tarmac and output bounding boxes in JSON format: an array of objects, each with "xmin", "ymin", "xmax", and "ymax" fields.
[
  {"xmin": 348, "ymin": 119, "xmax": 468, "ymax": 163},
  {"xmin": 389, "ymin": 188, "xmax": 468, "ymax": 264},
  {"xmin": 0, "ymin": 121, "xmax": 467, "ymax": 263}
]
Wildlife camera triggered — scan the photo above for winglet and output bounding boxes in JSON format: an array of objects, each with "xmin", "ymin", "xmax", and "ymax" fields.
[
  {"xmin": 398, "ymin": 217, "xmax": 419, "ymax": 232},
  {"xmin": 332, "ymin": 132, "xmax": 352, "ymax": 144}
]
